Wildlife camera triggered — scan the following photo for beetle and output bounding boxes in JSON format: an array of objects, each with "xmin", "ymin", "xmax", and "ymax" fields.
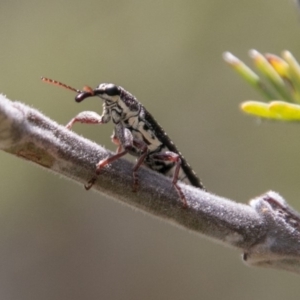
[{"xmin": 41, "ymin": 77, "xmax": 205, "ymax": 207}]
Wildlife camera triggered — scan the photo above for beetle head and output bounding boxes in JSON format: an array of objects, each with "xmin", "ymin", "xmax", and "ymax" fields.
[{"xmin": 75, "ymin": 83, "xmax": 121, "ymax": 103}]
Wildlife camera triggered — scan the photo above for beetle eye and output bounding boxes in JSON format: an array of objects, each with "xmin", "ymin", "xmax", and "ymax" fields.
[{"xmin": 105, "ymin": 84, "xmax": 120, "ymax": 96}]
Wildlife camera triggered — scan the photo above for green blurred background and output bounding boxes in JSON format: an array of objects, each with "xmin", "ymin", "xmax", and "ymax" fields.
[{"xmin": 1, "ymin": 0, "xmax": 300, "ymax": 299}]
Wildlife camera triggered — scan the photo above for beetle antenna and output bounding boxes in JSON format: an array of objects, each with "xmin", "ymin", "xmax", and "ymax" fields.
[{"xmin": 41, "ymin": 77, "xmax": 82, "ymax": 94}]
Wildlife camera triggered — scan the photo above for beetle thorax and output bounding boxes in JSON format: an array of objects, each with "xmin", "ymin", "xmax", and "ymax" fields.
[{"xmin": 104, "ymin": 94, "xmax": 141, "ymax": 125}]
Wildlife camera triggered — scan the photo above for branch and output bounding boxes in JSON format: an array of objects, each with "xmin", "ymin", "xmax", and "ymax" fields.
[{"xmin": 1, "ymin": 94, "xmax": 300, "ymax": 274}]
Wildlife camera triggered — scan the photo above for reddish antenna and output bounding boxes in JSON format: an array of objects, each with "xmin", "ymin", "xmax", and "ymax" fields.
[
  {"xmin": 41, "ymin": 77, "xmax": 83, "ymax": 93},
  {"xmin": 41, "ymin": 77, "xmax": 94, "ymax": 95}
]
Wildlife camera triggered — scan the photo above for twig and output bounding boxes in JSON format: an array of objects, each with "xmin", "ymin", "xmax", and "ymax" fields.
[{"xmin": 1, "ymin": 94, "xmax": 300, "ymax": 274}]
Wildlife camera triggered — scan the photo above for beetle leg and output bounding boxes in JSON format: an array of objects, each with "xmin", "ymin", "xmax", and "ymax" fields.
[
  {"xmin": 130, "ymin": 139, "xmax": 148, "ymax": 191},
  {"xmin": 96, "ymin": 150, "xmax": 128, "ymax": 173},
  {"xmin": 150, "ymin": 151, "xmax": 187, "ymax": 208},
  {"xmin": 85, "ymin": 125, "xmax": 133, "ymax": 190},
  {"xmin": 65, "ymin": 104, "xmax": 111, "ymax": 129},
  {"xmin": 115, "ymin": 127, "xmax": 148, "ymax": 192},
  {"xmin": 111, "ymin": 130, "xmax": 123, "ymax": 153},
  {"xmin": 88, "ymin": 124, "xmax": 148, "ymax": 191},
  {"xmin": 65, "ymin": 111, "xmax": 105, "ymax": 129},
  {"xmin": 84, "ymin": 148, "xmax": 129, "ymax": 190}
]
